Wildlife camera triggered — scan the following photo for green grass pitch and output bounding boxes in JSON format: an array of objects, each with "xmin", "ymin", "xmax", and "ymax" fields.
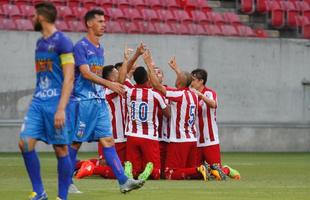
[{"xmin": 0, "ymin": 152, "xmax": 309, "ymax": 200}]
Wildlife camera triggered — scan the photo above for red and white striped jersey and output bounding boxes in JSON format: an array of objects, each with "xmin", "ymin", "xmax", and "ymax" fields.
[
  {"xmin": 166, "ymin": 88, "xmax": 198, "ymax": 143},
  {"xmin": 157, "ymin": 98, "xmax": 170, "ymax": 142},
  {"xmin": 104, "ymin": 79, "xmax": 133, "ymax": 143},
  {"xmin": 196, "ymin": 87, "xmax": 220, "ymax": 147},
  {"xmin": 125, "ymin": 85, "xmax": 167, "ymax": 140}
]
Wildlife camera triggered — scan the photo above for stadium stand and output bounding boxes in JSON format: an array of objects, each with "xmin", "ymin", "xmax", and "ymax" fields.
[{"xmin": 0, "ymin": 0, "xmax": 308, "ymax": 39}]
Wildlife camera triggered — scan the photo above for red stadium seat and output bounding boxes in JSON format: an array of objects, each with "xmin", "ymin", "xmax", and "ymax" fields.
[
  {"xmin": 81, "ymin": 0, "xmax": 99, "ymax": 9},
  {"xmin": 223, "ymin": 12, "xmax": 242, "ymax": 26},
  {"xmin": 15, "ymin": 19, "xmax": 33, "ymax": 31},
  {"xmin": 296, "ymin": 16, "xmax": 310, "ymax": 27},
  {"xmin": 187, "ymin": 23, "xmax": 207, "ymax": 35},
  {"xmin": 51, "ymin": 0, "xmax": 66, "ymax": 6},
  {"xmin": 122, "ymin": 21, "xmax": 141, "ymax": 33},
  {"xmin": 55, "ymin": 20, "xmax": 70, "ymax": 32},
  {"xmin": 157, "ymin": 9, "xmax": 177, "ymax": 23},
  {"xmin": 146, "ymin": 0, "xmax": 165, "ymax": 10},
  {"xmin": 281, "ymin": 1, "xmax": 299, "ymax": 27},
  {"xmin": 221, "ymin": 24, "xmax": 239, "ymax": 36},
  {"xmin": 105, "ymin": 7, "xmax": 126, "ymax": 22},
  {"xmin": 0, "ymin": 18, "xmax": 17, "ymax": 30},
  {"xmin": 268, "ymin": 1, "xmax": 285, "ymax": 28},
  {"xmin": 256, "ymin": 0, "xmax": 268, "ymax": 13},
  {"xmin": 19, "ymin": 5, "xmax": 35, "ymax": 19},
  {"xmin": 172, "ymin": 9, "xmax": 192, "ymax": 24},
  {"xmin": 302, "ymin": 23, "xmax": 310, "ymax": 39},
  {"xmin": 240, "ymin": 0, "xmax": 255, "ymax": 14},
  {"xmin": 0, "ymin": 6, "xmax": 5, "ymax": 18},
  {"xmin": 235, "ymin": 25, "xmax": 256, "ymax": 37},
  {"xmin": 132, "ymin": 0, "xmax": 148, "ymax": 9},
  {"xmin": 2, "ymin": 4, "xmax": 22, "ymax": 20},
  {"xmin": 185, "ymin": 0, "xmax": 200, "ymax": 11},
  {"xmin": 97, "ymin": 0, "xmax": 117, "ymax": 8},
  {"xmin": 67, "ymin": 0, "xmax": 81, "ymax": 7},
  {"xmin": 105, "ymin": 20, "xmax": 124, "ymax": 33},
  {"xmin": 204, "ymin": 24, "xmax": 223, "ymax": 36},
  {"xmin": 67, "ymin": 20, "xmax": 87, "ymax": 32},
  {"xmin": 12, "ymin": 0, "xmax": 32, "ymax": 6},
  {"xmin": 117, "ymin": 0, "xmax": 131, "ymax": 9},
  {"xmin": 197, "ymin": 0, "xmax": 212, "ymax": 13},
  {"xmin": 170, "ymin": 22, "xmax": 191, "ymax": 35},
  {"xmin": 141, "ymin": 9, "xmax": 160, "ymax": 22},
  {"xmin": 71, "ymin": 7, "xmax": 88, "ymax": 21},
  {"xmin": 254, "ymin": 28, "xmax": 268, "ymax": 38},
  {"xmin": 154, "ymin": 22, "xmax": 174, "ymax": 34},
  {"xmin": 57, "ymin": 6, "xmax": 75, "ymax": 21},
  {"xmin": 164, "ymin": 0, "xmax": 182, "ymax": 11},
  {"xmin": 136, "ymin": 21, "xmax": 157, "ymax": 34},
  {"xmin": 191, "ymin": 10, "xmax": 210, "ymax": 24},
  {"xmin": 207, "ymin": 12, "xmax": 225, "ymax": 26},
  {"xmin": 295, "ymin": 1, "xmax": 310, "ymax": 12},
  {"xmin": 121, "ymin": 8, "xmax": 144, "ymax": 22}
]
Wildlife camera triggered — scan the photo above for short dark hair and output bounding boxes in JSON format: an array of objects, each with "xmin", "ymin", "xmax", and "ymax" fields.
[
  {"xmin": 84, "ymin": 9, "xmax": 105, "ymax": 28},
  {"xmin": 102, "ymin": 65, "xmax": 115, "ymax": 79},
  {"xmin": 133, "ymin": 66, "xmax": 148, "ymax": 84},
  {"xmin": 35, "ymin": 2, "xmax": 57, "ymax": 23},
  {"xmin": 114, "ymin": 62, "xmax": 123, "ymax": 70},
  {"xmin": 191, "ymin": 69, "xmax": 208, "ymax": 85}
]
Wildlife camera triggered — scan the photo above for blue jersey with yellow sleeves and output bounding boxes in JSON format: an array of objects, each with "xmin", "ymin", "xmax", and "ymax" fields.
[
  {"xmin": 33, "ymin": 31, "xmax": 74, "ymax": 102},
  {"xmin": 73, "ymin": 37, "xmax": 105, "ymax": 100}
]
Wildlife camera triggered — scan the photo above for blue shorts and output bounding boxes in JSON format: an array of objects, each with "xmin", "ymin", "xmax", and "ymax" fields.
[
  {"xmin": 72, "ymin": 99, "xmax": 112, "ymax": 142},
  {"xmin": 20, "ymin": 99, "xmax": 74, "ymax": 145}
]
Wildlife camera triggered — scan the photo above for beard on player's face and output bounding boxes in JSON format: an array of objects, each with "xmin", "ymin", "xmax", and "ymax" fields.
[{"xmin": 34, "ymin": 19, "xmax": 43, "ymax": 32}]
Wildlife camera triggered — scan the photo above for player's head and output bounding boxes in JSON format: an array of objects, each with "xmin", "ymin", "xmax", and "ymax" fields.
[
  {"xmin": 133, "ymin": 66, "xmax": 148, "ymax": 85},
  {"xmin": 114, "ymin": 62, "xmax": 123, "ymax": 70},
  {"xmin": 33, "ymin": 2, "xmax": 57, "ymax": 31},
  {"xmin": 102, "ymin": 65, "xmax": 119, "ymax": 82},
  {"xmin": 84, "ymin": 9, "xmax": 106, "ymax": 37},
  {"xmin": 191, "ymin": 68, "xmax": 208, "ymax": 89},
  {"xmin": 154, "ymin": 67, "xmax": 164, "ymax": 84},
  {"xmin": 175, "ymin": 71, "xmax": 192, "ymax": 89}
]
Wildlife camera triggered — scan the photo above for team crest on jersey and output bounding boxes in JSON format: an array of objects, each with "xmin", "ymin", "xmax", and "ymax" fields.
[
  {"xmin": 47, "ymin": 44, "xmax": 55, "ymax": 52},
  {"xmin": 39, "ymin": 76, "xmax": 51, "ymax": 90}
]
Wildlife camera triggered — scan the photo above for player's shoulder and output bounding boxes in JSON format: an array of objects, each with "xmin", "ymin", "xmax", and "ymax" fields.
[
  {"xmin": 53, "ymin": 31, "xmax": 72, "ymax": 43},
  {"xmin": 204, "ymin": 86, "xmax": 217, "ymax": 94},
  {"xmin": 74, "ymin": 37, "xmax": 88, "ymax": 48}
]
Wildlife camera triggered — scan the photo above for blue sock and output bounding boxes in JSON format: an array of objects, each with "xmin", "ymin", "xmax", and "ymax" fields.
[
  {"xmin": 22, "ymin": 150, "xmax": 44, "ymax": 195},
  {"xmin": 68, "ymin": 146, "xmax": 78, "ymax": 184},
  {"xmin": 103, "ymin": 146, "xmax": 128, "ymax": 185},
  {"xmin": 57, "ymin": 155, "xmax": 72, "ymax": 200}
]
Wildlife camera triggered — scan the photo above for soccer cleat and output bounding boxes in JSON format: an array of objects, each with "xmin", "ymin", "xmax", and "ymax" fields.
[
  {"xmin": 28, "ymin": 191, "xmax": 48, "ymax": 200},
  {"xmin": 120, "ymin": 178, "xmax": 145, "ymax": 193},
  {"xmin": 197, "ymin": 165, "xmax": 208, "ymax": 181},
  {"xmin": 222, "ymin": 165, "xmax": 241, "ymax": 180},
  {"xmin": 138, "ymin": 162, "xmax": 154, "ymax": 181},
  {"xmin": 124, "ymin": 161, "xmax": 133, "ymax": 179},
  {"xmin": 55, "ymin": 198, "xmax": 62, "ymax": 200},
  {"xmin": 211, "ymin": 163, "xmax": 227, "ymax": 181},
  {"xmin": 68, "ymin": 183, "xmax": 82, "ymax": 194},
  {"xmin": 75, "ymin": 160, "xmax": 95, "ymax": 179}
]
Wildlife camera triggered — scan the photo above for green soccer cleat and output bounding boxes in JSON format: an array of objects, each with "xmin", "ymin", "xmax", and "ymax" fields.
[
  {"xmin": 223, "ymin": 165, "xmax": 241, "ymax": 180},
  {"xmin": 138, "ymin": 162, "xmax": 154, "ymax": 181},
  {"xmin": 124, "ymin": 161, "xmax": 133, "ymax": 179}
]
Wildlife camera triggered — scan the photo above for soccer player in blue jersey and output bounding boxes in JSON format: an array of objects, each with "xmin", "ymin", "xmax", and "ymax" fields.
[
  {"xmin": 18, "ymin": 2, "xmax": 75, "ymax": 200},
  {"xmin": 69, "ymin": 9, "xmax": 145, "ymax": 193}
]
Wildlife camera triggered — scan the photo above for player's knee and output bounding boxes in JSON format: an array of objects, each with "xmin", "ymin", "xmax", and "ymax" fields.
[
  {"xmin": 100, "ymin": 137, "xmax": 115, "ymax": 147},
  {"xmin": 53, "ymin": 144, "xmax": 68, "ymax": 157},
  {"xmin": 18, "ymin": 138, "xmax": 32, "ymax": 152}
]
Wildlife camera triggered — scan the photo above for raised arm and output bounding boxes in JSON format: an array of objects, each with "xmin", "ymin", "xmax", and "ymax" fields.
[
  {"xmin": 143, "ymin": 50, "xmax": 167, "ymax": 95},
  {"xmin": 168, "ymin": 56, "xmax": 182, "ymax": 77},
  {"xmin": 127, "ymin": 42, "xmax": 146, "ymax": 73},
  {"xmin": 118, "ymin": 45, "xmax": 132, "ymax": 84}
]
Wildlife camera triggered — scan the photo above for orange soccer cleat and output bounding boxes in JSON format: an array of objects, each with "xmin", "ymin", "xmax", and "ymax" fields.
[{"xmin": 75, "ymin": 160, "xmax": 95, "ymax": 179}]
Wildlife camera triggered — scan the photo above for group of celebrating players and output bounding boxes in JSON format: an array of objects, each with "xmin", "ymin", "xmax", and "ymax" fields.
[{"xmin": 18, "ymin": 2, "xmax": 240, "ymax": 200}]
